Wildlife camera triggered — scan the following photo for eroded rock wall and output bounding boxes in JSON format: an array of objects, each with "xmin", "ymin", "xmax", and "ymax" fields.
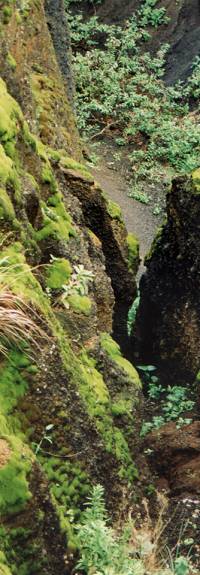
[
  {"xmin": 135, "ymin": 171, "xmax": 200, "ymax": 381},
  {"xmin": 0, "ymin": 2, "xmax": 143, "ymax": 573}
]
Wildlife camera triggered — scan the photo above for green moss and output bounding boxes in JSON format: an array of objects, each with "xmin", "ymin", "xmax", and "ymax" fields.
[
  {"xmin": 4, "ymin": 140, "xmax": 16, "ymax": 160},
  {"xmin": 59, "ymin": 155, "xmax": 93, "ymax": 182},
  {"xmin": 107, "ymin": 199, "xmax": 122, "ymax": 221},
  {"xmin": 42, "ymin": 162, "xmax": 57, "ymax": 193},
  {"xmin": 0, "ymin": 350, "xmax": 30, "ymax": 414},
  {"xmin": 47, "ymin": 148, "xmax": 61, "ymax": 163},
  {"xmin": 46, "ymin": 258, "xmax": 72, "ymax": 289},
  {"xmin": 80, "ymin": 353, "xmax": 109, "ymax": 405},
  {"xmin": 0, "ymin": 188, "xmax": 15, "ymax": 221},
  {"xmin": 78, "ymin": 352, "xmax": 138, "ymax": 481},
  {"xmin": 0, "ymin": 551, "xmax": 12, "ymax": 575},
  {"xmin": 3, "ymin": 6, "xmax": 12, "ymax": 23},
  {"xmin": 192, "ymin": 168, "xmax": 200, "ymax": 193},
  {"xmin": 6, "ymin": 53, "xmax": 17, "ymax": 70},
  {"xmin": 196, "ymin": 370, "xmax": 200, "ymax": 382},
  {"xmin": 111, "ymin": 399, "xmax": 132, "ymax": 417},
  {"xmin": 0, "ymin": 243, "xmax": 51, "ymax": 315},
  {"xmin": 36, "ymin": 201, "xmax": 76, "ymax": 241},
  {"xmin": 126, "ymin": 233, "xmax": 139, "ymax": 273},
  {"xmin": 0, "ymin": 350, "xmax": 34, "ymax": 515},
  {"xmin": 100, "ymin": 333, "xmax": 141, "ymax": 388},
  {"xmin": 0, "ymin": 78, "xmax": 22, "ymax": 143},
  {"xmin": 0, "ymin": 145, "xmax": 14, "ymax": 186},
  {"xmin": 0, "ymin": 436, "xmax": 31, "ymax": 515},
  {"xmin": 36, "ymin": 201, "xmax": 76, "ymax": 242},
  {"xmin": 0, "ymin": 79, "xmax": 21, "ymax": 196},
  {"xmin": 68, "ymin": 294, "xmax": 92, "ymax": 315},
  {"xmin": 22, "ymin": 123, "xmax": 48, "ymax": 161},
  {"xmin": 40, "ymin": 456, "xmax": 90, "ymax": 550}
]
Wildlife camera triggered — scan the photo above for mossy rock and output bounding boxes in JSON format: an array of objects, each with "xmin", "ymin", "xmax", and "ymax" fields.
[
  {"xmin": 36, "ymin": 201, "xmax": 76, "ymax": 242},
  {"xmin": 100, "ymin": 333, "xmax": 141, "ymax": 388},
  {"xmin": 67, "ymin": 294, "xmax": 92, "ymax": 316},
  {"xmin": 46, "ymin": 258, "xmax": 72, "ymax": 289},
  {"xmin": 0, "ymin": 551, "xmax": 12, "ymax": 575},
  {"xmin": 59, "ymin": 155, "xmax": 93, "ymax": 182},
  {"xmin": 0, "ymin": 437, "xmax": 32, "ymax": 515},
  {"xmin": 107, "ymin": 199, "xmax": 122, "ymax": 221},
  {"xmin": 6, "ymin": 53, "xmax": 16, "ymax": 70},
  {"xmin": 0, "ymin": 188, "xmax": 15, "ymax": 221},
  {"xmin": 0, "ymin": 78, "xmax": 22, "ymax": 143},
  {"xmin": 192, "ymin": 168, "xmax": 200, "ymax": 193},
  {"xmin": 126, "ymin": 233, "xmax": 139, "ymax": 273}
]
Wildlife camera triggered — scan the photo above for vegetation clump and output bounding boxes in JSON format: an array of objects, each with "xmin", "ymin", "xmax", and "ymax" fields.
[
  {"xmin": 76, "ymin": 484, "xmax": 192, "ymax": 575},
  {"xmin": 46, "ymin": 257, "xmax": 72, "ymax": 290},
  {"xmin": 66, "ymin": 0, "xmax": 200, "ymax": 193}
]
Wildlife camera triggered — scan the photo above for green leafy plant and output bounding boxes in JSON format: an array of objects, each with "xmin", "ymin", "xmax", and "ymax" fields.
[
  {"xmin": 67, "ymin": 1, "xmax": 200, "ymax": 192},
  {"xmin": 137, "ymin": 364, "xmax": 161, "ymax": 396},
  {"xmin": 129, "ymin": 189, "xmax": 150, "ymax": 204},
  {"xmin": 76, "ymin": 484, "xmax": 145, "ymax": 574},
  {"xmin": 76, "ymin": 485, "xmax": 194, "ymax": 575},
  {"xmin": 33, "ymin": 423, "xmax": 54, "ymax": 455},
  {"xmin": 140, "ymin": 383, "xmax": 195, "ymax": 436},
  {"xmin": 61, "ymin": 264, "xmax": 94, "ymax": 308}
]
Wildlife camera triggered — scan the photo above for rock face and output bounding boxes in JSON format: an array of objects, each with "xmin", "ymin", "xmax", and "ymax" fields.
[
  {"xmin": 135, "ymin": 171, "xmax": 200, "ymax": 382},
  {"xmin": 0, "ymin": 2, "xmax": 142, "ymax": 573},
  {"xmin": 80, "ymin": 0, "xmax": 200, "ymax": 83}
]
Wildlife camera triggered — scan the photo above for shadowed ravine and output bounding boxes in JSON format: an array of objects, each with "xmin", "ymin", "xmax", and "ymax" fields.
[{"xmin": 0, "ymin": 0, "xmax": 200, "ymax": 573}]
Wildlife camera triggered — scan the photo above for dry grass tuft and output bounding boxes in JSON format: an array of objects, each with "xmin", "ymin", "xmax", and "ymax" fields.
[{"xmin": 0, "ymin": 289, "xmax": 48, "ymax": 357}]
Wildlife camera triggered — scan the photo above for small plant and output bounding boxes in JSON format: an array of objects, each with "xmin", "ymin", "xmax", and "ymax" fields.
[
  {"xmin": 137, "ymin": 364, "xmax": 160, "ymax": 395},
  {"xmin": 162, "ymin": 386, "xmax": 194, "ymax": 422},
  {"xmin": 129, "ymin": 189, "xmax": 150, "ymax": 204},
  {"xmin": 60, "ymin": 264, "xmax": 94, "ymax": 308},
  {"xmin": 33, "ymin": 423, "xmax": 54, "ymax": 455},
  {"xmin": 127, "ymin": 290, "xmax": 140, "ymax": 336},
  {"xmin": 140, "ymin": 383, "xmax": 195, "ymax": 436}
]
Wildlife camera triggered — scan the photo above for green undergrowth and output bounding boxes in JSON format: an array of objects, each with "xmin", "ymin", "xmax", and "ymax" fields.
[
  {"xmin": 0, "ymin": 522, "xmax": 49, "ymax": 575},
  {"xmin": 67, "ymin": 0, "xmax": 200, "ymax": 193}
]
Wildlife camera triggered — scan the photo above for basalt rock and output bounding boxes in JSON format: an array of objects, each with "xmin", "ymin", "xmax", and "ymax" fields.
[{"xmin": 135, "ymin": 171, "xmax": 200, "ymax": 382}]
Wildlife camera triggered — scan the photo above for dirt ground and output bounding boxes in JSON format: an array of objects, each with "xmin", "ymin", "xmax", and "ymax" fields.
[{"xmin": 90, "ymin": 141, "xmax": 165, "ymax": 278}]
